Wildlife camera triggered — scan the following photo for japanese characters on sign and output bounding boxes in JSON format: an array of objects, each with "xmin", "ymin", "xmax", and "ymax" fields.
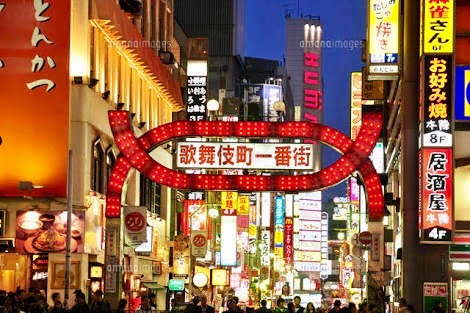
[
  {"xmin": 419, "ymin": 148, "xmax": 453, "ymax": 242},
  {"xmin": 455, "ymin": 66, "xmax": 470, "ymax": 121},
  {"xmin": 350, "ymin": 72, "xmax": 376, "ymax": 140},
  {"xmin": 304, "ymin": 52, "xmax": 323, "ymax": 123},
  {"xmin": 367, "ymin": 0, "xmax": 400, "ymax": 75},
  {"xmin": 284, "ymin": 218, "xmax": 294, "ymax": 265},
  {"xmin": 423, "ymin": 0, "xmax": 454, "ymax": 54},
  {"xmin": 187, "ymin": 76, "xmax": 207, "ymax": 121},
  {"xmin": 320, "ymin": 212, "xmax": 329, "ymax": 279},
  {"xmin": 0, "ymin": 0, "xmax": 71, "ymax": 197},
  {"xmin": 124, "ymin": 207, "xmax": 147, "ymax": 245},
  {"xmin": 260, "ymin": 230, "xmax": 271, "ymax": 266},
  {"xmin": 177, "ymin": 142, "xmax": 315, "ymax": 170},
  {"xmin": 274, "ymin": 196, "xmax": 285, "ymax": 257},
  {"xmin": 422, "ymin": 55, "xmax": 453, "ymax": 147}
]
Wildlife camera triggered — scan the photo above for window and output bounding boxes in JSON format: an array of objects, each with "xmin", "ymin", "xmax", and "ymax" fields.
[
  {"xmin": 140, "ymin": 174, "xmax": 161, "ymax": 215},
  {"xmin": 105, "ymin": 147, "xmax": 116, "ymax": 193},
  {"xmin": 91, "ymin": 139, "xmax": 104, "ymax": 194}
]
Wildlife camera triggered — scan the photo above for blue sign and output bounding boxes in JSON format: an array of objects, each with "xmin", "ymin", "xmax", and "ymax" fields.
[
  {"xmin": 455, "ymin": 66, "xmax": 470, "ymax": 121},
  {"xmin": 274, "ymin": 196, "xmax": 285, "ymax": 226}
]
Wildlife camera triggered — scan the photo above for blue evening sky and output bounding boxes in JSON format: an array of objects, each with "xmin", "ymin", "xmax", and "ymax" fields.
[{"xmin": 245, "ymin": 0, "xmax": 366, "ymax": 200}]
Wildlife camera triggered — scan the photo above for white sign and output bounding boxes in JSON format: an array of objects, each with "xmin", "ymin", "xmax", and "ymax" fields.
[
  {"xmin": 261, "ymin": 230, "xmax": 271, "ymax": 266},
  {"xmin": 221, "ymin": 216, "xmax": 237, "ymax": 266},
  {"xmin": 191, "ymin": 230, "xmax": 208, "ymax": 258},
  {"xmin": 177, "ymin": 142, "xmax": 314, "ymax": 170},
  {"xmin": 294, "ymin": 262, "xmax": 321, "ymax": 272},
  {"xmin": 261, "ymin": 192, "xmax": 271, "ymax": 227}
]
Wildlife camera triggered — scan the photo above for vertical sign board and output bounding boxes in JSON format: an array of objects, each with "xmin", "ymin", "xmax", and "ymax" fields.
[
  {"xmin": 422, "ymin": 0, "xmax": 454, "ymax": 54},
  {"xmin": 220, "ymin": 215, "xmax": 237, "ymax": 266},
  {"xmin": 423, "ymin": 283, "xmax": 448, "ymax": 313},
  {"xmin": 422, "ymin": 55, "xmax": 453, "ymax": 147},
  {"xmin": 284, "ymin": 218, "xmax": 294, "ymax": 265},
  {"xmin": 263, "ymin": 84, "xmax": 282, "ymax": 122},
  {"xmin": 320, "ymin": 212, "xmax": 329, "ymax": 279},
  {"xmin": 350, "ymin": 72, "xmax": 363, "ymax": 141},
  {"xmin": 455, "ymin": 66, "xmax": 470, "ymax": 121},
  {"xmin": 260, "ymin": 230, "xmax": 271, "ymax": 267},
  {"xmin": 0, "ymin": 0, "xmax": 71, "ymax": 197},
  {"xmin": 187, "ymin": 76, "xmax": 207, "ymax": 121},
  {"xmin": 274, "ymin": 196, "xmax": 285, "ymax": 257},
  {"xmin": 420, "ymin": 149, "xmax": 453, "ymax": 242},
  {"xmin": 367, "ymin": 0, "xmax": 400, "ymax": 78}
]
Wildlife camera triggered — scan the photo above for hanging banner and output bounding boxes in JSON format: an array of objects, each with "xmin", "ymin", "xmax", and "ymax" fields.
[
  {"xmin": 191, "ymin": 230, "xmax": 208, "ymax": 258},
  {"xmin": 367, "ymin": 0, "xmax": 400, "ymax": 77},
  {"xmin": 124, "ymin": 207, "xmax": 147, "ymax": 245},
  {"xmin": 419, "ymin": 148, "xmax": 453, "ymax": 243},
  {"xmin": 423, "ymin": 0, "xmax": 454, "ymax": 54},
  {"xmin": 422, "ymin": 55, "xmax": 453, "ymax": 147},
  {"xmin": 284, "ymin": 218, "xmax": 294, "ymax": 265}
]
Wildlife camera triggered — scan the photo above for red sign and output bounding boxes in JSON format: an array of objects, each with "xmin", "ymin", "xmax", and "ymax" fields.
[
  {"xmin": 0, "ymin": 0, "xmax": 71, "ymax": 197},
  {"xmin": 125, "ymin": 212, "xmax": 146, "ymax": 232},
  {"xmin": 192, "ymin": 234, "xmax": 206, "ymax": 247},
  {"xmin": 358, "ymin": 231, "xmax": 373, "ymax": 245},
  {"xmin": 420, "ymin": 148, "xmax": 453, "ymax": 242},
  {"xmin": 304, "ymin": 52, "xmax": 323, "ymax": 122},
  {"xmin": 284, "ymin": 218, "xmax": 294, "ymax": 265}
]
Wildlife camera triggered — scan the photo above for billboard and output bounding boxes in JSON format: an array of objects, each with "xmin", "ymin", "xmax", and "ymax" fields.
[
  {"xmin": 455, "ymin": 66, "xmax": 470, "ymax": 121},
  {"xmin": 423, "ymin": 0, "xmax": 454, "ymax": 54},
  {"xmin": 0, "ymin": 0, "xmax": 71, "ymax": 197},
  {"xmin": 177, "ymin": 142, "xmax": 315, "ymax": 170},
  {"xmin": 187, "ymin": 76, "xmax": 207, "ymax": 121}
]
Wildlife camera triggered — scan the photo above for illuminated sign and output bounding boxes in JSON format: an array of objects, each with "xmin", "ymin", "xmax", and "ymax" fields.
[
  {"xmin": 191, "ymin": 230, "xmax": 208, "ymax": 258},
  {"xmin": 455, "ymin": 66, "xmax": 470, "ymax": 121},
  {"xmin": 274, "ymin": 195, "xmax": 285, "ymax": 256},
  {"xmin": 304, "ymin": 51, "xmax": 323, "ymax": 123},
  {"xmin": 220, "ymin": 216, "xmax": 237, "ymax": 266},
  {"xmin": 320, "ymin": 212, "xmax": 329, "ymax": 279},
  {"xmin": 294, "ymin": 251, "xmax": 322, "ymax": 262},
  {"xmin": 187, "ymin": 76, "xmax": 207, "ymax": 121},
  {"xmin": 284, "ymin": 218, "xmax": 294, "ymax": 265},
  {"xmin": 368, "ymin": 0, "xmax": 400, "ymax": 76},
  {"xmin": 419, "ymin": 148, "xmax": 453, "ymax": 242},
  {"xmin": 169, "ymin": 279, "xmax": 185, "ymax": 291},
  {"xmin": 107, "ymin": 111, "xmax": 384, "ymax": 221},
  {"xmin": 0, "ymin": 0, "xmax": 71, "ymax": 197},
  {"xmin": 177, "ymin": 142, "xmax": 314, "ymax": 170},
  {"xmin": 221, "ymin": 192, "xmax": 238, "ymax": 214},
  {"xmin": 237, "ymin": 196, "xmax": 250, "ymax": 215},
  {"xmin": 370, "ymin": 142, "xmax": 385, "ymax": 173},
  {"xmin": 350, "ymin": 72, "xmax": 363, "ymax": 141},
  {"xmin": 294, "ymin": 262, "xmax": 321, "ymax": 272},
  {"xmin": 422, "ymin": 55, "xmax": 453, "ymax": 147},
  {"xmin": 212, "ymin": 269, "xmax": 228, "ymax": 286},
  {"xmin": 193, "ymin": 273, "xmax": 208, "ymax": 288},
  {"xmin": 261, "ymin": 192, "xmax": 271, "ymax": 227},
  {"xmin": 423, "ymin": 0, "xmax": 454, "ymax": 54},
  {"xmin": 261, "ymin": 230, "xmax": 271, "ymax": 266},
  {"xmin": 185, "ymin": 200, "xmax": 207, "ymax": 231}
]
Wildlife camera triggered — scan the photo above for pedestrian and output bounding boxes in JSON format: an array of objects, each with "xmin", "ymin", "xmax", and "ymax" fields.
[
  {"xmin": 398, "ymin": 299, "xmax": 407, "ymax": 313},
  {"xmin": 70, "ymin": 290, "xmax": 91, "ymax": 313},
  {"xmin": 50, "ymin": 292, "xmax": 65, "ymax": 313},
  {"xmin": 224, "ymin": 300, "xmax": 239, "ymax": 313},
  {"xmin": 232, "ymin": 297, "xmax": 244, "ymax": 313},
  {"xmin": 288, "ymin": 302, "xmax": 295, "ymax": 313},
  {"xmin": 329, "ymin": 300, "xmax": 341, "ymax": 313},
  {"xmin": 348, "ymin": 303, "xmax": 357, "ymax": 313},
  {"xmin": 136, "ymin": 295, "xmax": 156, "ymax": 313},
  {"xmin": 199, "ymin": 295, "xmax": 215, "ymax": 313},
  {"xmin": 368, "ymin": 304, "xmax": 378, "ymax": 313},
  {"xmin": 185, "ymin": 297, "xmax": 200, "ymax": 313},
  {"xmin": 274, "ymin": 298, "xmax": 286, "ymax": 313},
  {"xmin": 256, "ymin": 300, "xmax": 272, "ymax": 313},
  {"xmin": 305, "ymin": 303, "xmax": 315, "ymax": 313},
  {"xmin": 116, "ymin": 299, "xmax": 127, "ymax": 313},
  {"xmin": 149, "ymin": 293, "xmax": 157, "ymax": 309},
  {"xmin": 294, "ymin": 297, "xmax": 304, "ymax": 313},
  {"xmin": 90, "ymin": 290, "xmax": 112, "ymax": 313}
]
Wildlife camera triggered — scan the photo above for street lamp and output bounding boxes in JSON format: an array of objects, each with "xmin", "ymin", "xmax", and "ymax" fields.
[{"xmin": 207, "ymin": 99, "xmax": 220, "ymax": 121}]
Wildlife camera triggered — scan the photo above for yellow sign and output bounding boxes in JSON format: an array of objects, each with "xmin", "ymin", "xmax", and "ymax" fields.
[
  {"xmin": 237, "ymin": 196, "xmax": 250, "ymax": 215},
  {"xmin": 211, "ymin": 269, "xmax": 228, "ymax": 286},
  {"xmin": 423, "ymin": 0, "xmax": 454, "ymax": 53},
  {"xmin": 368, "ymin": 0, "xmax": 400, "ymax": 63},
  {"xmin": 221, "ymin": 192, "xmax": 238, "ymax": 210},
  {"xmin": 293, "ymin": 251, "xmax": 322, "ymax": 262},
  {"xmin": 248, "ymin": 224, "xmax": 257, "ymax": 237},
  {"xmin": 466, "ymin": 70, "xmax": 470, "ymax": 117}
]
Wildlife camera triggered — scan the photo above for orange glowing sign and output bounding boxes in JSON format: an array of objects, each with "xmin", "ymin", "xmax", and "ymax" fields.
[{"xmin": 0, "ymin": 0, "xmax": 70, "ymax": 197}]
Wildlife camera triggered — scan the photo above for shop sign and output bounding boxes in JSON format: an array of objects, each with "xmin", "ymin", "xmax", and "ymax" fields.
[
  {"xmin": 294, "ymin": 262, "xmax": 321, "ymax": 272},
  {"xmin": 294, "ymin": 251, "xmax": 321, "ymax": 262},
  {"xmin": 248, "ymin": 224, "xmax": 257, "ymax": 255},
  {"xmin": 135, "ymin": 226, "xmax": 153, "ymax": 253},
  {"xmin": 422, "ymin": 55, "xmax": 453, "ymax": 147},
  {"xmin": 423, "ymin": 0, "xmax": 454, "ymax": 54},
  {"xmin": 16, "ymin": 210, "xmax": 85, "ymax": 254},
  {"xmin": 90, "ymin": 265, "xmax": 103, "ymax": 279},
  {"xmin": 238, "ymin": 196, "xmax": 250, "ymax": 215},
  {"xmin": 193, "ymin": 272, "xmax": 208, "ymax": 288},
  {"xmin": 260, "ymin": 230, "xmax": 271, "ymax": 266},
  {"xmin": 177, "ymin": 142, "xmax": 314, "ymax": 170},
  {"xmin": 221, "ymin": 192, "xmax": 238, "ymax": 211},
  {"xmin": 321, "ymin": 212, "xmax": 329, "ymax": 277},
  {"xmin": 284, "ymin": 218, "xmax": 294, "ymax": 265},
  {"xmin": 350, "ymin": 72, "xmax": 363, "ymax": 141},
  {"xmin": 191, "ymin": 230, "xmax": 208, "ymax": 258},
  {"xmin": 261, "ymin": 192, "xmax": 271, "ymax": 227},
  {"xmin": 187, "ymin": 76, "xmax": 207, "ymax": 121},
  {"xmin": 419, "ymin": 148, "xmax": 453, "ymax": 242},
  {"xmin": 362, "ymin": 67, "xmax": 386, "ymax": 100},
  {"xmin": 173, "ymin": 235, "xmax": 190, "ymax": 275},
  {"xmin": 263, "ymin": 84, "xmax": 283, "ymax": 122},
  {"xmin": 105, "ymin": 256, "xmax": 117, "ymax": 294},
  {"xmin": 304, "ymin": 51, "xmax": 323, "ymax": 123},
  {"xmin": 367, "ymin": 0, "xmax": 400, "ymax": 77},
  {"xmin": 455, "ymin": 66, "xmax": 470, "ymax": 121},
  {"xmin": 185, "ymin": 200, "xmax": 207, "ymax": 231},
  {"xmin": 371, "ymin": 233, "xmax": 380, "ymax": 261},
  {"xmin": 211, "ymin": 269, "xmax": 229, "ymax": 286},
  {"xmin": 0, "ymin": 0, "xmax": 71, "ymax": 197},
  {"xmin": 169, "ymin": 279, "xmax": 185, "ymax": 291},
  {"xmin": 423, "ymin": 283, "xmax": 448, "ymax": 313},
  {"xmin": 220, "ymin": 216, "xmax": 237, "ymax": 266},
  {"xmin": 124, "ymin": 207, "xmax": 147, "ymax": 245}
]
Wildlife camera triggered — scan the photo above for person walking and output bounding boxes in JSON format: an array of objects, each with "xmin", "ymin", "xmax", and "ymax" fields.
[
  {"xmin": 329, "ymin": 300, "xmax": 341, "ymax": 313},
  {"xmin": 199, "ymin": 295, "xmax": 215, "ymax": 313},
  {"xmin": 90, "ymin": 290, "xmax": 112, "ymax": 313},
  {"xmin": 50, "ymin": 292, "xmax": 65, "ymax": 313},
  {"xmin": 115, "ymin": 299, "xmax": 128, "ymax": 313},
  {"xmin": 274, "ymin": 298, "xmax": 287, "ymax": 313},
  {"xmin": 294, "ymin": 297, "xmax": 304, "ymax": 313},
  {"xmin": 70, "ymin": 290, "xmax": 91, "ymax": 313},
  {"xmin": 305, "ymin": 303, "xmax": 315, "ymax": 313},
  {"xmin": 256, "ymin": 300, "xmax": 272, "ymax": 313},
  {"xmin": 136, "ymin": 295, "xmax": 156, "ymax": 313}
]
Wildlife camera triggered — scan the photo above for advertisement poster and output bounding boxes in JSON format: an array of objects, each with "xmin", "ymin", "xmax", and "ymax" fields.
[
  {"xmin": 16, "ymin": 210, "xmax": 85, "ymax": 254},
  {"xmin": 124, "ymin": 207, "xmax": 147, "ymax": 245},
  {"xmin": 423, "ymin": 283, "xmax": 448, "ymax": 313},
  {"xmin": 191, "ymin": 230, "xmax": 208, "ymax": 258}
]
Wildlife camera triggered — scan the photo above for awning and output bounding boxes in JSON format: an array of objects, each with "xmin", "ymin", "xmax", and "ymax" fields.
[
  {"xmin": 450, "ymin": 244, "xmax": 470, "ymax": 261},
  {"xmin": 142, "ymin": 282, "xmax": 167, "ymax": 290}
]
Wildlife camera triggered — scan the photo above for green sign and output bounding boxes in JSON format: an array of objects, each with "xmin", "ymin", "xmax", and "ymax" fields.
[
  {"xmin": 169, "ymin": 279, "xmax": 185, "ymax": 291},
  {"xmin": 423, "ymin": 282, "xmax": 448, "ymax": 313}
]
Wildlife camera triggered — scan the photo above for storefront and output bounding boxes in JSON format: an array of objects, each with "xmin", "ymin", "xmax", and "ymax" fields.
[{"xmin": 449, "ymin": 243, "xmax": 470, "ymax": 313}]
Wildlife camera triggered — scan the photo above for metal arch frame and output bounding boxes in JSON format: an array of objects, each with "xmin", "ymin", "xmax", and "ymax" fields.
[{"xmin": 106, "ymin": 110, "xmax": 384, "ymax": 220}]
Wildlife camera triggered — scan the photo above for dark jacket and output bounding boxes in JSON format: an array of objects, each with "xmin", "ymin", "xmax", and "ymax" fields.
[
  {"xmin": 256, "ymin": 308, "xmax": 272, "ymax": 313},
  {"xmin": 70, "ymin": 303, "xmax": 91, "ymax": 313},
  {"xmin": 90, "ymin": 301, "xmax": 112, "ymax": 313},
  {"xmin": 198, "ymin": 305, "xmax": 215, "ymax": 313},
  {"xmin": 296, "ymin": 307, "xmax": 304, "ymax": 313}
]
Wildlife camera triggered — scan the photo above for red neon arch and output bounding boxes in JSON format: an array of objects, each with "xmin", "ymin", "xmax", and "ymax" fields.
[{"xmin": 106, "ymin": 110, "xmax": 384, "ymax": 220}]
